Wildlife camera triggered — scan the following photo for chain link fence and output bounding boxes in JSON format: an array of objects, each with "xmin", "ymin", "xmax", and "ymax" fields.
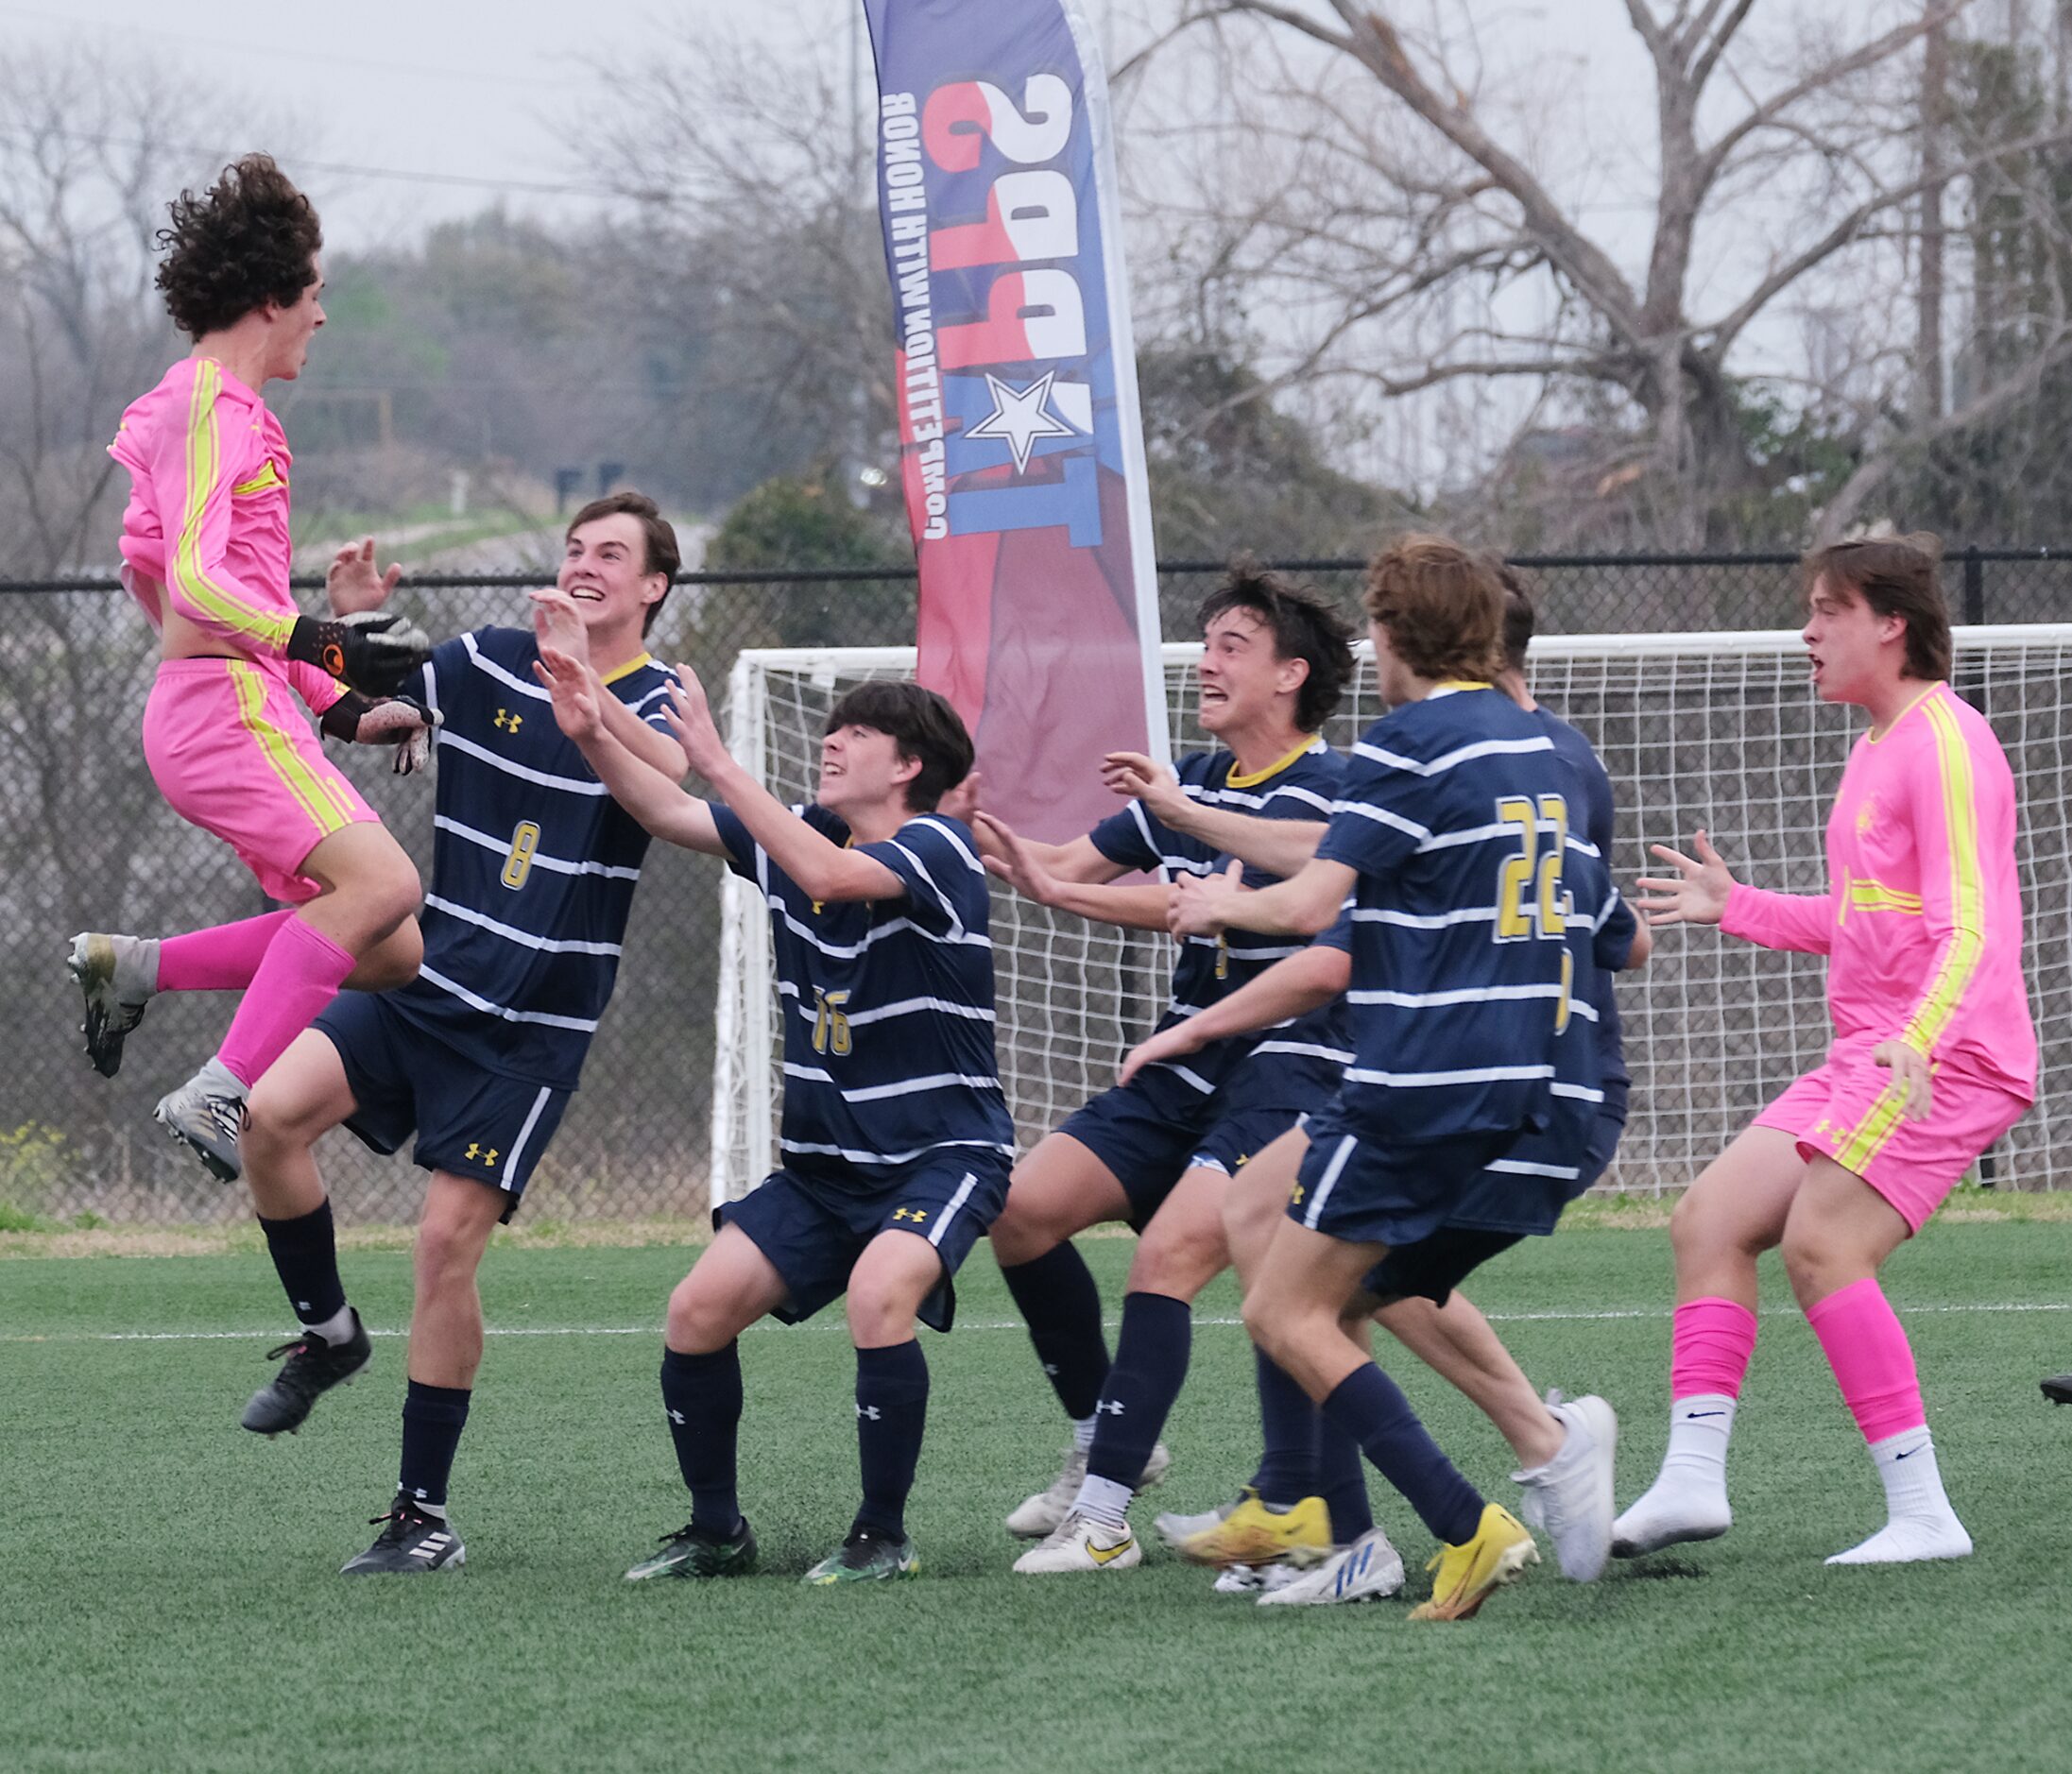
[{"xmin": 4, "ymin": 549, "xmax": 2069, "ymax": 1224}]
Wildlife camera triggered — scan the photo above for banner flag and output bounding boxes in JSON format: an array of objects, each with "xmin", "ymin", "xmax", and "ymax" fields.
[{"xmin": 863, "ymin": 0, "xmax": 1169, "ymax": 840}]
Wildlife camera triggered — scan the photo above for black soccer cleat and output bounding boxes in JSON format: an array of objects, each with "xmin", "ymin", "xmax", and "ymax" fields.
[
  {"xmin": 2043, "ymin": 1373, "xmax": 2072, "ymax": 1406},
  {"xmin": 624, "ymin": 1518, "xmax": 760, "ymax": 1581},
  {"xmin": 240, "ymin": 1310, "xmax": 373, "ymax": 1435},
  {"xmin": 340, "ymin": 1497, "xmax": 465, "ymax": 1575}
]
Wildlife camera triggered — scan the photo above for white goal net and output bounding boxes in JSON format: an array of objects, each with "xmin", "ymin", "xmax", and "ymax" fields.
[{"xmin": 711, "ymin": 626, "xmax": 2072, "ymax": 1206}]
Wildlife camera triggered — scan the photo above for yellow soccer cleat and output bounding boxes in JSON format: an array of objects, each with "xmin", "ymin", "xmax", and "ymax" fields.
[
  {"xmin": 1408, "ymin": 1503, "xmax": 1539, "ymax": 1621},
  {"xmin": 1177, "ymin": 1490, "xmax": 1332, "ymax": 1568}
]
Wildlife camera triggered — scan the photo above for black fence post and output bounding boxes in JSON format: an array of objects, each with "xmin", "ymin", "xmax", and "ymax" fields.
[{"xmin": 1963, "ymin": 544, "xmax": 1985, "ymax": 625}]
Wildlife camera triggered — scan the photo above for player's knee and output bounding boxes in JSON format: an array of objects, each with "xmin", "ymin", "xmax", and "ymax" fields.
[
  {"xmin": 987, "ymin": 1202, "xmax": 1056, "ymax": 1268},
  {"xmin": 1128, "ymin": 1223, "xmax": 1224, "ymax": 1300},
  {"xmin": 665, "ymin": 1277, "xmax": 733, "ymax": 1354},
  {"xmin": 1669, "ymin": 1186, "xmax": 1737, "ymax": 1263},
  {"xmin": 1240, "ymin": 1288, "xmax": 1289, "ymax": 1362},
  {"xmin": 847, "ymin": 1286, "xmax": 919, "ymax": 1347},
  {"xmin": 241, "ymin": 1085, "xmax": 321, "ymax": 1163},
  {"xmin": 1779, "ymin": 1220, "xmax": 1850, "ymax": 1305},
  {"xmin": 363, "ymin": 919, "xmax": 422, "ymax": 991}
]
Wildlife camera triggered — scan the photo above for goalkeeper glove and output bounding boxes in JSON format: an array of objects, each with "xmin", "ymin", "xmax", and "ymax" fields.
[
  {"xmin": 320, "ymin": 691, "xmax": 441, "ymax": 775},
  {"xmin": 287, "ymin": 610, "xmax": 434, "ymax": 697}
]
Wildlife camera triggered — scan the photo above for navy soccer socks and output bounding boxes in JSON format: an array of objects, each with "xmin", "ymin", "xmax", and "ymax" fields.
[
  {"xmin": 399, "ymin": 1380, "xmax": 471, "ymax": 1514},
  {"xmin": 257, "ymin": 1199, "xmax": 350, "ymax": 1339},
  {"xmin": 1251, "ymin": 1347, "xmax": 1321, "ymax": 1504},
  {"xmin": 660, "ymin": 1342, "xmax": 745, "ymax": 1535},
  {"xmin": 1322, "ymin": 1362, "xmax": 1483, "ymax": 1545},
  {"xmin": 1086, "ymin": 1291, "xmax": 1190, "ymax": 1490},
  {"xmin": 999, "ymin": 1242, "xmax": 1111, "ymax": 1421},
  {"xmin": 852, "ymin": 1340, "xmax": 930, "ymax": 1540}
]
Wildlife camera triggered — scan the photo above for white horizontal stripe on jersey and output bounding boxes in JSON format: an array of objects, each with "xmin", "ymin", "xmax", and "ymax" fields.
[
  {"xmin": 1331, "ymin": 799, "xmax": 1433, "ymax": 843},
  {"xmin": 1351, "ymin": 905, "xmax": 1499, "ymax": 930},
  {"xmin": 1182, "ymin": 781, "xmax": 1334, "ymax": 814},
  {"xmin": 1550, "ymin": 1082, "xmax": 1607, "ymax": 1102},
  {"xmin": 779, "ymin": 1134, "xmax": 1016, "ymax": 1167},
  {"xmin": 435, "ymin": 815, "xmax": 642, "ymax": 880},
  {"xmin": 884, "ymin": 838, "xmax": 964, "ymax": 935},
  {"xmin": 1153, "ymin": 1062, "xmax": 1218, "ymax": 1094},
  {"xmin": 1247, "ymin": 1040, "xmax": 1354, "ymax": 1065},
  {"xmin": 910, "ymin": 815, "xmax": 985, "ymax": 877},
  {"xmin": 414, "ymin": 964, "xmax": 600, "ymax": 1032},
  {"xmin": 1354, "ymin": 735, "xmax": 1556, "ymax": 776},
  {"xmin": 759, "ymin": 891, "xmax": 992, "ymax": 959},
  {"xmin": 783, "ymin": 990, "xmax": 996, "ymax": 1028},
  {"xmin": 1344, "ymin": 1062, "xmax": 1553, "ymax": 1088},
  {"xmin": 438, "ymin": 730, "xmax": 607, "ymax": 795},
  {"xmin": 1484, "ymin": 1157, "xmax": 1583, "ymax": 1180},
  {"xmin": 423, "ymin": 894, "xmax": 625, "ymax": 957},
  {"xmin": 462, "ymin": 632, "xmax": 551, "ymax": 702},
  {"xmin": 781, "ymin": 1063, "xmax": 1002, "ymax": 1103},
  {"xmin": 1348, "ymin": 981, "xmax": 1567, "ymax": 1009},
  {"xmin": 630, "ymin": 681, "xmax": 675, "ymax": 713}
]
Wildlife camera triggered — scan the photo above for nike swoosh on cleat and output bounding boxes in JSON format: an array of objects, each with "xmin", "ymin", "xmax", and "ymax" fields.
[{"xmin": 1086, "ymin": 1537, "xmax": 1134, "ymax": 1565}]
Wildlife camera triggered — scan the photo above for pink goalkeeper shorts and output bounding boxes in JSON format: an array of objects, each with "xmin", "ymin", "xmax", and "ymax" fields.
[
  {"xmin": 1755, "ymin": 1034, "xmax": 2029, "ymax": 1233},
  {"xmin": 142, "ymin": 657, "xmax": 379, "ymax": 904}
]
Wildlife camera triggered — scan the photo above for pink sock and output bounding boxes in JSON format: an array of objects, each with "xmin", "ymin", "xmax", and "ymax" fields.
[
  {"xmin": 157, "ymin": 911, "xmax": 298, "ymax": 993},
  {"xmin": 1670, "ymin": 1297, "xmax": 1758, "ymax": 1401},
  {"xmin": 216, "ymin": 917, "xmax": 356, "ymax": 1087},
  {"xmin": 1805, "ymin": 1277, "xmax": 1926, "ymax": 1444}
]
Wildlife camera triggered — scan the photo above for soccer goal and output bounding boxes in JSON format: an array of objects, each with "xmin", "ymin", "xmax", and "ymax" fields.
[{"xmin": 710, "ymin": 626, "xmax": 2072, "ymax": 1207}]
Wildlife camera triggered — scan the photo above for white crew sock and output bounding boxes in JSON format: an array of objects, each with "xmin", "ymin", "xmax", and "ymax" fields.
[
  {"xmin": 1610, "ymin": 1394, "xmax": 1737, "ymax": 1555},
  {"xmin": 1070, "ymin": 1474, "xmax": 1132, "ymax": 1532},
  {"xmin": 304, "ymin": 1303, "xmax": 357, "ymax": 1347},
  {"xmin": 1826, "ymin": 1427, "xmax": 1971, "ymax": 1565},
  {"xmin": 1070, "ymin": 1415, "xmax": 1097, "ymax": 1454}
]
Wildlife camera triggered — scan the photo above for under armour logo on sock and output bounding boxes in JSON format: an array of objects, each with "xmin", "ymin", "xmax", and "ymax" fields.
[
  {"xmin": 667, "ymin": 1408, "xmax": 686, "ymax": 1425},
  {"xmin": 1096, "ymin": 1399, "xmax": 1125, "ymax": 1415},
  {"xmin": 856, "ymin": 1404, "xmax": 882, "ymax": 1421}
]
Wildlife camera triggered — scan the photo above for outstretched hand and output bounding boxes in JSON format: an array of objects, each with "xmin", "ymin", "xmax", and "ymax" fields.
[
  {"xmin": 1102, "ymin": 750, "xmax": 1189, "ymax": 826},
  {"xmin": 659, "ymin": 665, "xmax": 728, "ymax": 776},
  {"xmin": 530, "ymin": 588, "xmax": 591, "ymax": 669},
  {"xmin": 1635, "ymin": 828, "xmax": 1736, "ymax": 927},
  {"xmin": 974, "ymin": 810, "xmax": 1059, "ymax": 906},
  {"xmin": 1119, "ymin": 1019, "xmax": 1199, "ymax": 1087},
  {"xmin": 326, "ymin": 537, "xmax": 403, "ymax": 615},
  {"xmin": 533, "ymin": 645, "xmax": 602, "ymax": 742}
]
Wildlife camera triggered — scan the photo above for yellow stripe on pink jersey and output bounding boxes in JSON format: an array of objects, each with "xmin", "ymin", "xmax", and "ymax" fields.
[{"xmin": 1719, "ymin": 682, "xmax": 2035, "ymax": 1100}]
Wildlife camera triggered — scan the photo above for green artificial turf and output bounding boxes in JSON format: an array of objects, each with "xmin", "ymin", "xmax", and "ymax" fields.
[{"xmin": 4, "ymin": 1223, "xmax": 2069, "ymax": 1772}]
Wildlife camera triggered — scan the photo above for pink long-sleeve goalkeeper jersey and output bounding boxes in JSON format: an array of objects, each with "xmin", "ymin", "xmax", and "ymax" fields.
[
  {"xmin": 1720, "ymin": 681, "xmax": 2036, "ymax": 1100},
  {"xmin": 109, "ymin": 355, "xmax": 343, "ymax": 716}
]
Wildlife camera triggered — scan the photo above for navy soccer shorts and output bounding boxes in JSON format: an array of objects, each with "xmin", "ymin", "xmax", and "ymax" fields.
[
  {"xmin": 713, "ymin": 1150, "xmax": 1012, "ymax": 1334},
  {"xmin": 1287, "ymin": 1106, "xmax": 1519, "ymax": 1251},
  {"xmin": 316, "ymin": 991, "xmax": 571, "ymax": 1223}
]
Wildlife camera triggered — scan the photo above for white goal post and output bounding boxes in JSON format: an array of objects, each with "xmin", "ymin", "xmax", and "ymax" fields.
[{"xmin": 711, "ymin": 625, "xmax": 2072, "ymax": 1208}]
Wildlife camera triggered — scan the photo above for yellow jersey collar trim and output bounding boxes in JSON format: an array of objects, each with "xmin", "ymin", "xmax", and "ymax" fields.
[
  {"xmin": 1225, "ymin": 735, "xmax": 1323, "ymax": 790},
  {"xmin": 598, "ymin": 652, "xmax": 656, "ymax": 688},
  {"xmin": 1428, "ymin": 679, "xmax": 1494, "ymax": 698}
]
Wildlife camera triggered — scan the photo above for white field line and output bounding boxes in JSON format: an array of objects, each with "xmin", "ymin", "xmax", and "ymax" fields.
[{"xmin": 5, "ymin": 1299, "xmax": 2070, "ymax": 1345}]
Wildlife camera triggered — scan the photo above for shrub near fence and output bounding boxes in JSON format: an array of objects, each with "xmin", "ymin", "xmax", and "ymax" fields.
[{"xmin": 2, "ymin": 551, "xmax": 2067, "ymax": 1223}]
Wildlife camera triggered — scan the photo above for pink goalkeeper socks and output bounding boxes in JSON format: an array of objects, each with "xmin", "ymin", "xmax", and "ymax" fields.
[
  {"xmin": 1806, "ymin": 1276, "xmax": 1926, "ymax": 1444},
  {"xmin": 1670, "ymin": 1297, "xmax": 1758, "ymax": 1401},
  {"xmin": 156, "ymin": 911, "xmax": 298, "ymax": 993},
  {"xmin": 216, "ymin": 916, "xmax": 356, "ymax": 1088}
]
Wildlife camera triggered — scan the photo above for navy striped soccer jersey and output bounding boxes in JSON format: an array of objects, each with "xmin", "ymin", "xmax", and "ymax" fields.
[
  {"xmin": 1536, "ymin": 706, "xmax": 1629, "ymax": 1105},
  {"xmin": 1089, "ymin": 739, "xmax": 1352, "ymax": 1105},
  {"xmin": 710, "ymin": 802, "xmax": 1015, "ymax": 1190},
  {"xmin": 381, "ymin": 627, "xmax": 677, "ymax": 1088},
  {"xmin": 1317, "ymin": 684, "xmax": 1584, "ymax": 1141}
]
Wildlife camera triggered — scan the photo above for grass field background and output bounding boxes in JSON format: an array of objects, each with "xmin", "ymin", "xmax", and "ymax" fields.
[{"xmin": 5, "ymin": 1220, "xmax": 2070, "ymax": 1772}]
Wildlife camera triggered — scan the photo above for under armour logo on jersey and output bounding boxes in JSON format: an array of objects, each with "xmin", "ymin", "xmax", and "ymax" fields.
[
  {"xmin": 891, "ymin": 1206, "xmax": 929, "ymax": 1223},
  {"xmin": 667, "ymin": 1408, "xmax": 686, "ymax": 1425},
  {"xmin": 493, "ymin": 708, "xmax": 523, "ymax": 733},
  {"xmin": 1095, "ymin": 1399, "xmax": 1125, "ymax": 1415},
  {"xmin": 857, "ymin": 1403, "xmax": 882, "ymax": 1421},
  {"xmin": 464, "ymin": 1143, "xmax": 501, "ymax": 1167}
]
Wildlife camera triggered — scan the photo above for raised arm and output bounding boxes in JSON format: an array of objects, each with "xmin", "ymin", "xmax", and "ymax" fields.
[
  {"xmin": 531, "ymin": 588, "xmax": 689, "ymax": 779},
  {"xmin": 1103, "ymin": 751, "xmax": 1326, "ymax": 878},
  {"xmin": 975, "ymin": 811, "xmax": 1173, "ymax": 931},
  {"xmin": 1119, "ymin": 943, "xmax": 1350, "ymax": 1085},
  {"xmin": 535, "ymin": 647, "xmax": 725, "ymax": 856},
  {"xmin": 1170, "ymin": 855, "xmax": 1356, "ymax": 939},
  {"xmin": 1637, "ymin": 827, "xmax": 1834, "ymax": 952}
]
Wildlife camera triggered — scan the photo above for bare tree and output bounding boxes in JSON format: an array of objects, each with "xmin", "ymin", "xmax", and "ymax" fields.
[{"xmin": 1137, "ymin": 1, "xmax": 2072, "ymax": 544}]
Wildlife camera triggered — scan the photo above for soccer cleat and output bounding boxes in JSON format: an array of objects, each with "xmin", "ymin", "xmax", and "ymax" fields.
[
  {"xmin": 1155, "ymin": 1497, "xmax": 1234, "ymax": 1551},
  {"xmin": 2043, "ymin": 1373, "xmax": 2072, "ymax": 1405},
  {"xmin": 1176, "ymin": 1488, "xmax": 1332, "ymax": 1568},
  {"xmin": 802, "ymin": 1527, "xmax": 919, "ymax": 1585},
  {"xmin": 1514, "ymin": 1391, "xmax": 1618, "ymax": 1582},
  {"xmin": 339, "ymin": 1498, "xmax": 465, "ymax": 1575},
  {"xmin": 1257, "ymin": 1527, "xmax": 1407, "ymax": 1607},
  {"xmin": 154, "ymin": 1056, "xmax": 249, "ymax": 1183},
  {"xmin": 1012, "ymin": 1512, "xmax": 1142, "ymax": 1576},
  {"xmin": 239, "ymin": 1310, "xmax": 373, "ymax": 1435},
  {"xmin": 1004, "ymin": 1440, "xmax": 1171, "ymax": 1539},
  {"xmin": 1409, "ymin": 1503, "xmax": 1539, "ymax": 1621},
  {"xmin": 68, "ymin": 931, "xmax": 157, "ymax": 1078},
  {"xmin": 625, "ymin": 1518, "xmax": 760, "ymax": 1581}
]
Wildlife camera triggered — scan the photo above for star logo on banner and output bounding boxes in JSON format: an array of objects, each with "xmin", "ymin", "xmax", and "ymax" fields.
[{"xmin": 966, "ymin": 369, "xmax": 1079, "ymax": 473}]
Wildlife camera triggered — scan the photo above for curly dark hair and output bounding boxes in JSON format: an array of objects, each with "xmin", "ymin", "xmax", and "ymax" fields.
[
  {"xmin": 1196, "ymin": 557, "xmax": 1357, "ymax": 733},
  {"xmin": 155, "ymin": 155, "xmax": 322, "ymax": 339}
]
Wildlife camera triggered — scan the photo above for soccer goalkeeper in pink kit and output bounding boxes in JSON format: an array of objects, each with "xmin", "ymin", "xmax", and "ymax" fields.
[
  {"xmin": 1616, "ymin": 534, "xmax": 2035, "ymax": 1567},
  {"xmin": 72, "ymin": 154, "xmax": 437, "ymax": 1187}
]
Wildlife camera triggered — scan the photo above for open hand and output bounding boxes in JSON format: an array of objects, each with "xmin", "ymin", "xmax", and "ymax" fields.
[
  {"xmin": 530, "ymin": 587, "xmax": 591, "ymax": 669},
  {"xmin": 974, "ymin": 810, "xmax": 1059, "ymax": 906},
  {"xmin": 1635, "ymin": 828, "xmax": 1736, "ymax": 926},
  {"xmin": 660, "ymin": 665, "xmax": 727, "ymax": 775},
  {"xmin": 326, "ymin": 537, "xmax": 403, "ymax": 615},
  {"xmin": 1102, "ymin": 751, "xmax": 1190, "ymax": 827},
  {"xmin": 533, "ymin": 646, "xmax": 602, "ymax": 742},
  {"xmin": 1169, "ymin": 857, "xmax": 1245, "ymax": 936}
]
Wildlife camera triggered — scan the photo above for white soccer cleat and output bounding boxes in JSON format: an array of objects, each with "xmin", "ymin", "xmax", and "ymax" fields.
[
  {"xmin": 1006, "ymin": 1440, "xmax": 1171, "ymax": 1540},
  {"xmin": 1256, "ymin": 1527, "xmax": 1407, "ymax": 1607},
  {"xmin": 1515, "ymin": 1392, "xmax": 1618, "ymax": 1582},
  {"xmin": 1825, "ymin": 1517, "xmax": 1973, "ymax": 1566},
  {"xmin": 1011, "ymin": 1512, "xmax": 1142, "ymax": 1575},
  {"xmin": 1155, "ymin": 1498, "xmax": 1234, "ymax": 1551},
  {"xmin": 1211, "ymin": 1562, "xmax": 1266, "ymax": 1595}
]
